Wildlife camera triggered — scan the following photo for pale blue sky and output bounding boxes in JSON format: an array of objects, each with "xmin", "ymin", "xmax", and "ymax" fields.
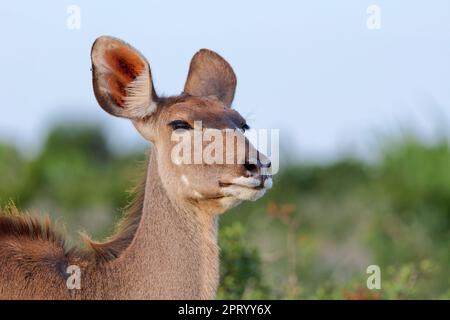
[{"xmin": 1, "ymin": 1, "xmax": 450, "ymax": 160}]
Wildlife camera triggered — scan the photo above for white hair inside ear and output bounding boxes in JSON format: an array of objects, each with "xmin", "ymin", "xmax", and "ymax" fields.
[{"xmin": 124, "ymin": 71, "xmax": 157, "ymax": 118}]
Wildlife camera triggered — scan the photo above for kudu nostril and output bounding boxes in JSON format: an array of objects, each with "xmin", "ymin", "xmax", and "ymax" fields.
[
  {"xmin": 244, "ymin": 162, "xmax": 258, "ymax": 172},
  {"xmin": 244, "ymin": 156, "xmax": 271, "ymax": 173}
]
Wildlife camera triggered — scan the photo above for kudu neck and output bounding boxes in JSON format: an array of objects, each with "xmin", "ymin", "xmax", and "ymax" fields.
[{"xmin": 116, "ymin": 147, "xmax": 219, "ymax": 299}]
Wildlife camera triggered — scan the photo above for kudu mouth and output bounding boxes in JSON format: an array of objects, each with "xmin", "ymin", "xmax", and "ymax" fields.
[
  {"xmin": 218, "ymin": 181, "xmax": 264, "ymax": 189},
  {"xmin": 218, "ymin": 174, "xmax": 273, "ymax": 194}
]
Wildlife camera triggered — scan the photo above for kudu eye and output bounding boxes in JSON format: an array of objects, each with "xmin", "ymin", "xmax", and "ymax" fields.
[{"xmin": 168, "ymin": 120, "xmax": 193, "ymax": 131}]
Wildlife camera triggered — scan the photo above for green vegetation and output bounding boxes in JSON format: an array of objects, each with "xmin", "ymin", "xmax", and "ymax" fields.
[{"xmin": 0, "ymin": 124, "xmax": 448, "ymax": 299}]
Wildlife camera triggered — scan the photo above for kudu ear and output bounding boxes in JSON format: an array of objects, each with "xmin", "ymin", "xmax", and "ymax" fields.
[
  {"xmin": 184, "ymin": 49, "xmax": 237, "ymax": 107},
  {"xmin": 91, "ymin": 36, "xmax": 158, "ymax": 119}
]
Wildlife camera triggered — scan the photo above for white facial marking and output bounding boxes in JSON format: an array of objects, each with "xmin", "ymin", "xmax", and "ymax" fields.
[
  {"xmin": 193, "ymin": 190, "xmax": 203, "ymax": 199},
  {"xmin": 218, "ymin": 175, "xmax": 273, "ymax": 203},
  {"xmin": 181, "ymin": 175, "xmax": 190, "ymax": 186},
  {"xmin": 221, "ymin": 185, "xmax": 266, "ymax": 201}
]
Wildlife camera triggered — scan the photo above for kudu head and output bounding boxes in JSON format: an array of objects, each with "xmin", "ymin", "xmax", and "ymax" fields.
[{"xmin": 91, "ymin": 36, "xmax": 272, "ymax": 214}]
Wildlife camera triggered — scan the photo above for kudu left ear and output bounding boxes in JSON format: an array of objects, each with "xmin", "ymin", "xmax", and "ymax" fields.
[
  {"xmin": 184, "ymin": 49, "xmax": 237, "ymax": 107},
  {"xmin": 91, "ymin": 36, "xmax": 159, "ymax": 119}
]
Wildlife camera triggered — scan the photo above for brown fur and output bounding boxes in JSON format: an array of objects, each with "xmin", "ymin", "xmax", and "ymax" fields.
[{"xmin": 0, "ymin": 206, "xmax": 67, "ymax": 253}]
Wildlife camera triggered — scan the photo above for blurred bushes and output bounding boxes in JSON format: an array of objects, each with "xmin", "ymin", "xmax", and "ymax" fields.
[
  {"xmin": 0, "ymin": 125, "xmax": 146, "ymax": 237},
  {"xmin": 0, "ymin": 144, "xmax": 29, "ymax": 202},
  {"xmin": 217, "ymin": 223, "xmax": 269, "ymax": 299},
  {"xmin": 0, "ymin": 124, "xmax": 449, "ymax": 299}
]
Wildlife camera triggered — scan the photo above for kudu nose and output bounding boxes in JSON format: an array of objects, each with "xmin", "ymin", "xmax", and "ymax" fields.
[
  {"xmin": 243, "ymin": 161, "xmax": 258, "ymax": 173},
  {"xmin": 243, "ymin": 152, "xmax": 271, "ymax": 175}
]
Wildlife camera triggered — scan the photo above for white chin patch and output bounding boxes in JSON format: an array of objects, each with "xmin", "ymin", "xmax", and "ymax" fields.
[
  {"xmin": 220, "ymin": 176, "xmax": 270, "ymax": 203},
  {"xmin": 222, "ymin": 185, "xmax": 266, "ymax": 201}
]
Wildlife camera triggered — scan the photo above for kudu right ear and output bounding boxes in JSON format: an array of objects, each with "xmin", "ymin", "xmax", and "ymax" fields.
[
  {"xmin": 184, "ymin": 49, "xmax": 237, "ymax": 107},
  {"xmin": 91, "ymin": 36, "xmax": 158, "ymax": 119}
]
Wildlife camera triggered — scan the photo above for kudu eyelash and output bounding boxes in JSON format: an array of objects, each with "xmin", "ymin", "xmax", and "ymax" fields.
[
  {"xmin": 168, "ymin": 120, "xmax": 193, "ymax": 130},
  {"xmin": 241, "ymin": 124, "xmax": 250, "ymax": 132},
  {"xmin": 168, "ymin": 120, "xmax": 250, "ymax": 133}
]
